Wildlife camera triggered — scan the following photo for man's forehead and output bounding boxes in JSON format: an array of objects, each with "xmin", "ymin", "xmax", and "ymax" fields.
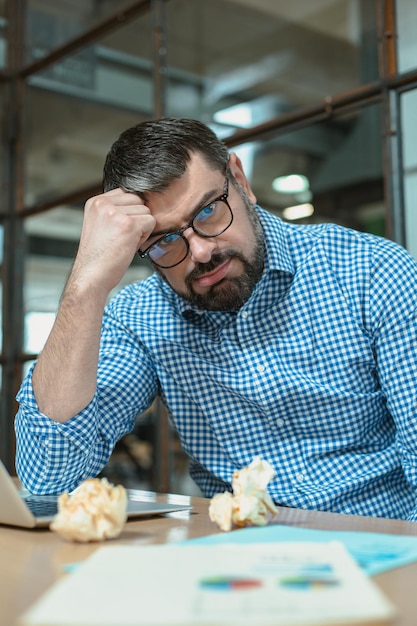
[
  {"xmin": 146, "ymin": 172, "xmax": 225, "ymax": 238},
  {"xmin": 143, "ymin": 152, "xmax": 223, "ymax": 201}
]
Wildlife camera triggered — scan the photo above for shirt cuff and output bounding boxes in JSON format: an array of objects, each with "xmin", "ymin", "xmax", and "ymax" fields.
[{"xmin": 16, "ymin": 363, "xmax": 98, "ymax": 454}]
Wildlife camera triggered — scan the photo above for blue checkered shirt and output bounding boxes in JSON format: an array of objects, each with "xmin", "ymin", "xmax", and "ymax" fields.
[{"xmin": 15, "ymin": 208, "xmax": 417, "ymax": 520}]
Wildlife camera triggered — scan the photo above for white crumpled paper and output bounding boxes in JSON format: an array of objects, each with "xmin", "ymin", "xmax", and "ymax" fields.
[
  {"xmin": 50, "ymin": 477, "xmax": 128, "ymax": 542},
  {"xmin": 208, "ymin": 457, "xmax": 278, "ymax": 531}
]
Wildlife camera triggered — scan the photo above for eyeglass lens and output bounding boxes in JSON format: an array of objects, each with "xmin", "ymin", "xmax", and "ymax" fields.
[{"xmin": 147, "ymin": 196, "xmax": 232, "ymax": 268}]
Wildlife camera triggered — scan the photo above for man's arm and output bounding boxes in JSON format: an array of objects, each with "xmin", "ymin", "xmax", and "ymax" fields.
[
  {"xmin": 16, "ymin": 303, "xmax": 159, "ymax": 494},
  {"xmin": 31, "ymin": 188, "xmax": 155, "ymax": 423},
  {"xmin": 369, "ymin": 238, "xmax": 417, "ymax": 517}
]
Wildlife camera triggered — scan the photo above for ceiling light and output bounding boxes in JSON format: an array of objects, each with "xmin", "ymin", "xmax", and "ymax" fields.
[
  {"xmin": 213, "ymin": 103, "xmax": 252, "ymax": 128},
  {"xmin": 283, "ymin": 203, "xmax": 314, "ymax": 220},
  {"xmin": 272, "ymin": 174, "xmax": 309, "ymax": 194}
]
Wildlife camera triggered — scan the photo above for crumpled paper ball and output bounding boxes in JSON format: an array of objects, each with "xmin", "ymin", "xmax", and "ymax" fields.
[
  {"xmin": 50, "ymin": 477, "xmax": 128, "ymax": 542},
  {"xmin": 208, "ymin": 457, "xmax": 278, "ymax": 531}
]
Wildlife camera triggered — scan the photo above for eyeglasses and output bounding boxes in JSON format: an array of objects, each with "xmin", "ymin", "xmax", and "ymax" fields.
[{"xmin": 138, "ymin": 176, "xmax": 233, "ymax": 269}]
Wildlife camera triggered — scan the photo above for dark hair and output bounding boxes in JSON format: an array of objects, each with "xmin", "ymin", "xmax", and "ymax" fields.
[{"xmin": 103, "ymin": 117, "xmax": 229, "ymax": 194}]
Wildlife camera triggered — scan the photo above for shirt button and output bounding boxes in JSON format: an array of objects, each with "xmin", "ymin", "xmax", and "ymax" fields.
[
  {"xmin": 296, "ymin": 472, "xmax": 305, "ymax": 482},
  {"xmin": 241, "ymin": 311, "xmax": 249, "ymax": 319},
  {"xmin": 276, "ymin": 418, "xmax": 285, "ymax": 427},
  {"xmin": 256, "ymin": 364, "xmax": 265, "ymax": 374}
]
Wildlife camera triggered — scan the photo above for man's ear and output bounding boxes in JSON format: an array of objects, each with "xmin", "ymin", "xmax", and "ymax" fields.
[{"xmin": 227, "ymin": 152, "xmax": 257, "ymax": 204}]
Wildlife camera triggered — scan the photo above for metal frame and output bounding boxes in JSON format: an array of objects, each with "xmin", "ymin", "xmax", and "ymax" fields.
[{"xmin": 0, "ymin": 0, "xmax": 26, "ymax": 470}]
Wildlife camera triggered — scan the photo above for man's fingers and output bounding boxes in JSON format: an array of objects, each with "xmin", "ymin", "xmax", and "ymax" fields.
[
  {"xmin": 100, "ymin": 187, "xmax": 145, "ymax": 206},
  {"xmin": 82, "ymin": 188, "xmax": 156, "ymax": 258}
]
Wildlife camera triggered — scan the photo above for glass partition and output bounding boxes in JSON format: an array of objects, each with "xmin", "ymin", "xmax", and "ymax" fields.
[
  {"xmin": 24, "ymin": 85, "xmax": 146, "ymax": 206},
  {"xmin": 26, "ymin": 0, "xmax": 138, "ymax": 58},
  {"xmin": 23, "ymin": 206, "xmax": 152, "ymax": 354},
  {"xmin": 225, "ymin": 104, "xmax": 383, "ymax": 234},
  {"xmin": 396, "ymin": 0, "xmax": 417, "ymax": 73},
  {"xmin": 165, "ymin": 0, "xmax": 379, "ymax": 121}
]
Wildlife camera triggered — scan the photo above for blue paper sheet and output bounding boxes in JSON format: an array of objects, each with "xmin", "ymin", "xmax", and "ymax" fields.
[{"xmin": 186, "ymin": 524, "xmax": 417, "ymax": 576}]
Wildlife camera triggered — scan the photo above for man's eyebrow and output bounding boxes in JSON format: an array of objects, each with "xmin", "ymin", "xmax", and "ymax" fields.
[{"xmin": 150, "ymin": 186, "xmax": 221, "ymax": 239}]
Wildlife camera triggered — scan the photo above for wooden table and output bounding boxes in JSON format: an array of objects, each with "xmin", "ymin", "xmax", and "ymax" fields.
[{"xmin": 2, "ymin": 490, "xmax": 417, "ymax": 626}]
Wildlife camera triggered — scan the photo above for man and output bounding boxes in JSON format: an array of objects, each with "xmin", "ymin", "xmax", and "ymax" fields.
[{"xmin": 15, "ymin": 118, "xmax": 417, "ymax": 520}]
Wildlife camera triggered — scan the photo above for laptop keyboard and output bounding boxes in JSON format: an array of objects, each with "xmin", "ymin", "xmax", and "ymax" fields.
[{"xmin": 23, "ymin": 496, "xmax": 59, "ymax": 518}]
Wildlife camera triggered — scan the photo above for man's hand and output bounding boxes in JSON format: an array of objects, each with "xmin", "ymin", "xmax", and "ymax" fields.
[{"xmin": 71, "ymin": 188, "xmax": 156, "ymax": 297}]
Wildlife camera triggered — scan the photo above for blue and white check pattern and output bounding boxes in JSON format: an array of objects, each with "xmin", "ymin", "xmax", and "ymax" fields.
[{"xmin": 15, "ymin": 208, "xmax": 417, "ymax": 521}]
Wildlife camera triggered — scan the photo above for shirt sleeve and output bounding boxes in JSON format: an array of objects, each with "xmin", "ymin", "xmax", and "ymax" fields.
[
  {"xmin": 369, "ymin": 238, "xmax": 417, "ymax": 520},
  {"xmin": 15, "ymin": 310, "xmax": 159, "ymax": 494}
]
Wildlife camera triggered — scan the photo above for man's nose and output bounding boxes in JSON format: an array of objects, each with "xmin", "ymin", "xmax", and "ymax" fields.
[{"xmin": 184, "ymin": 227, "xmax": 217, "ymax": 264}]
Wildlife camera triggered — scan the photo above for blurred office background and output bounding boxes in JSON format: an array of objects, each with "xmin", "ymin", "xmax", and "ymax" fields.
[{"xmin": 0, "ymin": 0, "xmax": 416, "ymax": 495}]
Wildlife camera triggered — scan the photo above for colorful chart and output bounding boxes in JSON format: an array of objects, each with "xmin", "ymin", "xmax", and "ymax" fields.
[
  {"xmin": 278, "ymin": 576, "xmax": 340, "ymax": 590},
  {"xmin": 199, "ymin": 577, "xmax": 262, "ymax": 591}
]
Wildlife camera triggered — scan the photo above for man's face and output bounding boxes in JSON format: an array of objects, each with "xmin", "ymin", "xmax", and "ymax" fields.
[{"xmin": 144, "ymin": 152, "xmax": 265, "ymax": 311}]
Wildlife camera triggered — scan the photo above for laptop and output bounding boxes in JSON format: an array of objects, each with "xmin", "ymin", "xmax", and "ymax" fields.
[{"xmin": 0, "ymin": 460, "xmax": 192, "ymax": 529}]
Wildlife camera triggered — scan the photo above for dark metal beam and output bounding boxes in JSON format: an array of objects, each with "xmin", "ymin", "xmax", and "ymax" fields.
[
  {"xmin": 377, "ymin": 0, "xmax": 405, "ymax": 245},
  {"xmin": 0, "ymin": 0, "xmax": 26, "ymax": 472},
  {"xmin": 152, "ymin": 0, "xmax": 168, "ymax": 118}
]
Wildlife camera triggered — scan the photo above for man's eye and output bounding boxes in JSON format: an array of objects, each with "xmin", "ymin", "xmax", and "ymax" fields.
[
  {"xmin": 163, "ymin": 233, "xmax": 181, "ymax": 244},
  {"xmin": 195, "ymin": 203, "xmax": 215, "ymax": 223}
]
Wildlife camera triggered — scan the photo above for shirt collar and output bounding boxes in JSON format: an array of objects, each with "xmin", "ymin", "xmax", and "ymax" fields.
[{"xmin": 258, "ymin": 206, "xmax": 295, "ymax": 275}]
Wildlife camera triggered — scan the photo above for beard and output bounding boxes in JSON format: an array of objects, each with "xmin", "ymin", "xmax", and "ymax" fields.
[
  {"xmin": 182, "ymin": 244, "xmax": 264, "ymax": 311},
  {"xmin": 158, "ymin": 189, "xmax": 265, "ymax": 311}
]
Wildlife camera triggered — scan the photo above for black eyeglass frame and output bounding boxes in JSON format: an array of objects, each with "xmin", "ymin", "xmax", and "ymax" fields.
[{"xmin": 138, "ymin": 175, "xmax": 233, "ymax": 269}]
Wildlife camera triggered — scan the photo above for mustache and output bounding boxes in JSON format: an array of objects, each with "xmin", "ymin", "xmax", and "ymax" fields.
[{"xmin": 186, "ymin": 251, "xmax": 242, "ymax": 282}]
